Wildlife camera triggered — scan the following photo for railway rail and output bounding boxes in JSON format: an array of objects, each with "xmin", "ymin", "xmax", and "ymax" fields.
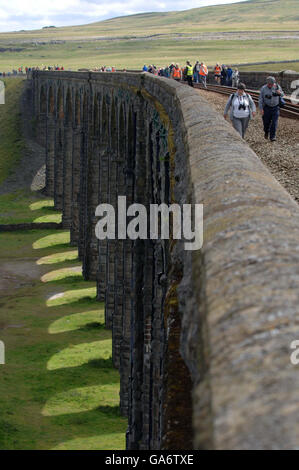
[{"xmin": 191, "ymin": 82, "xmax": 299, "ymax": 120}]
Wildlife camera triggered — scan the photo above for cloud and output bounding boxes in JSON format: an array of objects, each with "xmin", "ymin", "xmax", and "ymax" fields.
[{"xmin": 0, "ymin": 0, "xmax": 248, "ymax": 32}]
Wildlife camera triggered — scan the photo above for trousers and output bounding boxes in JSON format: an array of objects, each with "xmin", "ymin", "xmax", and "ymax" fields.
[{"xmin": 263, "ymin": 105, "xmax": 280, "ymax": 139}]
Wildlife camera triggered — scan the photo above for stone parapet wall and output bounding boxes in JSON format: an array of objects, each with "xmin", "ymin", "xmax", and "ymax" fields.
[{"xmin": 30, "ymin": 70, "xmax": 299, "ymax": 450}]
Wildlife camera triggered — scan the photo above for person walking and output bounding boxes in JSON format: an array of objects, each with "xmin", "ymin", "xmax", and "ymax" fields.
[
  {"xmin": 221, "ymin": 65, "xmax": 227, "ymax": 86},
  {"xmin": 226, "ymin": 66, "xmax": 233, "ymax": 86},
  {"xmin": 214, "ymin": 63, "xmax": 221, "ymax": 84},
  {"xmin": 193, "ymin": 61, "xmax": 200, "ymax": 84},
  {"xmin": 186, "ymin": 61, "xmax": 193, "ymax": 87},
  {"xmin": 259, "ymin": 76, "xmax": 284, "ymax": 142},
  {"xmin": 199, "ymin": 62, "xmax": 208, "ymax": 88},
  {"xmin": 164, "ymin": 65, "xmax": 170, "ymax": 78},
  {"xmin": 224, "ymin": 82, "xmax": 256, "ymax": 139},
  {"xmin": 172, "ymin": 64, "xmax": 182, "ymax": 81}
]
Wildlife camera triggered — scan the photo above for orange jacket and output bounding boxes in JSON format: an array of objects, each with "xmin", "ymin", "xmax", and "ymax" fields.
[
  {"xmin": 173, "ymin": 67, "xmax": 181, "ymax": 79},
  {"xmin": 214, "ymin": 65, "xmax": 221, "ymax": 75}
]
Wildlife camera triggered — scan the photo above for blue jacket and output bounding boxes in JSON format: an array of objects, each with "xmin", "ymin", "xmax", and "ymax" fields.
[{"xmin": 259, "ymin": 83, "xmax": 284, "ymax": 109}]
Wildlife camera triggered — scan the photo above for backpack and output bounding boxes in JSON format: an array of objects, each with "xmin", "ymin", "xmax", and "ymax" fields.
[{"xmin": 279, "ymin": 96, "xmax": 286, "ymax": 108}]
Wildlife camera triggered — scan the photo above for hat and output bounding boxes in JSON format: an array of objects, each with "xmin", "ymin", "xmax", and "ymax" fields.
[{"xmin": 267, "ymin": 76, "xmax": 276, "ymax": 84}]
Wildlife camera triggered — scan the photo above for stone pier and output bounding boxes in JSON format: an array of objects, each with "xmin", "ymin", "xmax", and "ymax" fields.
[{"xmin": 30, "ymin": 70, "xmax": 299, "ymax": 450}]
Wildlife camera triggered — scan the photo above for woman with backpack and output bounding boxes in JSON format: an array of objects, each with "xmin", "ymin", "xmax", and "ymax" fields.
[{"xmin": 224, "ymin": 82, "xmax": 256, "ymax": 139}]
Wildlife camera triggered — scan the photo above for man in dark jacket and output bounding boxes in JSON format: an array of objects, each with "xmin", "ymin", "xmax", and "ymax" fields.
[
  {"xmin": 259, "ymin": 76, "xmax": 284, "ymax": 142},
  {"xmin": 221, "ymin": 65, "xmax": 227, "ymax": 86}
]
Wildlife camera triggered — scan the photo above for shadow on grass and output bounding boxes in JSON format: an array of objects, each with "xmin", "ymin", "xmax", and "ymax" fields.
[
  {"xmin": 33, "ymin": 231, "xmax": 70, "ymax": 251},
  {"xmin": 46, "ymin": 339, "xmax": 113, "ymax": 371},
  {"xmin": 49, "ymin": 406, "xmax": 124, "ymax": 427},
  {"xmin": 41, "ymin": 265, "xmax": 83, "ymax": 285},
  {"xmin": 0, "ymin": 405, "xmax": 125, "ymax": 450},
  {"xmin": 48, "ymin": 308, "xmax": 105, "ymax": 335},
  {"xmin": 39, "ymin": 232, "xmax": 124, "ymax": 447},
  {"xmin": 86, "ymin": 357, "xmax": 114, "ymax": 369},
  {"xmin": 80, "ymin": 322, "xmax": 106, "ymax": 331},
  {"xmin": 46, "ymin": 288, "xmax": 97, "ymax": 308},
  {"xmin": 0, "ymin": 207, "xmax": 126, "ymax": 450},
  {"xmin": 37, "ymin": 250, "xmax": 79, "ymax": 266},
  {"xmin": 34, "ymin": 340, "xmax": 124, "ymax": 448},
  {"xmin": 0, "ymin": 192, "xmax": 63, "ymax": 225},
  {"xmin": 46, "ymin": 406, "xmax": 126, "ymax": 450},
  {"xmin": 29, "ymin": 200, "xmax": 54, "ymax": 212}
]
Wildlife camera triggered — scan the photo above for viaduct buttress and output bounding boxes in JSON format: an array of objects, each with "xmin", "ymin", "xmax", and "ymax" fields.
[{"xmin": 30, "ymin": 71, "xmax": 299, "ymax": 450}]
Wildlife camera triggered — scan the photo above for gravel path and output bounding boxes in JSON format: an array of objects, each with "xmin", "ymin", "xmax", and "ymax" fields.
[{"xmin": 196, "ymin": 89, "xmax": 299, "ymax": 203}]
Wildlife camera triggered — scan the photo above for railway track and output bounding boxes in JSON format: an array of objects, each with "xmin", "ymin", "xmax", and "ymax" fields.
[{"xmin": 192, "ymin": 83, "xmax": 299, "ymax": 120}]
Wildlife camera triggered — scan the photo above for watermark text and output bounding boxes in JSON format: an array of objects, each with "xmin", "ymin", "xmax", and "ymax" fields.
[
  {"xmin": 0, "ymin": 80, "xmax": 5, "ymax": 105},
  {"xmin": 95, "ymin": 196, "xmax": 203, "ymax": 251},
  {"xmin": 291, "ymin": 80, "xmax": 299, "ymax": 106},
  {"xmin": 0, "ymin": 340, "xmax": 5, "ymax": 365},
  {"xmin": 290, "ymin": 340, "xmax": 299, "ymax": 365}
]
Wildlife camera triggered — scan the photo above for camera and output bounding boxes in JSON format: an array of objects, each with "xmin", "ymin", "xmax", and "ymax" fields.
[{"xmin": 265, "ymin": 88, "xmax": 279, "ymax": 99}]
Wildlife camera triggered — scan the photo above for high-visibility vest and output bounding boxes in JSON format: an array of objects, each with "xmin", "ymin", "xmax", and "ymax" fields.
[
  {"xmin": 173, "ymin": 67, "xmax": 181, "ymax": 78},
  {"xmin": 186, "ymin": 65, "xmax": 193, "ymax": 76},
  {"xmin": 214, "ymin": 66, "xmax": 221, "ymax": 75},
  {"xmin": 200, "ymin": 64, "xmax": 208, "ymax": 76}
]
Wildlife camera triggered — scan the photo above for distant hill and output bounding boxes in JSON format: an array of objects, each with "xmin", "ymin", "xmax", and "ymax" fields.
[
  {"xmin": 0, "ymin": 0, "xmax": 298, "ymax": 71},
  {"xmin": 0, "ymin": 0, "xmax": 298, "ymax": 41}
]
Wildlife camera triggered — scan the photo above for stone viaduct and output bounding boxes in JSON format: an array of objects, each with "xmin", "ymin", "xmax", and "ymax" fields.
[{"xmin": 29, "ymin": 70, "xmax": 299, "ymax": 450}]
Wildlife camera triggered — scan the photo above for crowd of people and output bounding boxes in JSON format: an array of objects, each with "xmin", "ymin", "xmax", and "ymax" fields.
[
  {"xmin": 0, "ymin": 65, "xmax": 66, "ymax": 77},
  {"xmin": 91, "ymin": 66, "xmax": 118, "ymax": 72},
  {"xmin": 0, "ymin": 61, "xmax": 284, "ymax": 143},
  {"xmin": 0, "ymin": 65, "xmax": 124, "ymax": 76},
  {"xmin": 1, "ymin": 61, "xmax": 241, "ymax": 86},
  {"xmin": 224, "ymin": 76, "xmax": 284, "ymax": 142},
  {"xmin": 143, "ymin": 62, "xmax": 284, "ymax": 142},
  {"xmin": 142, "ymin": 62, "xmax": 240, "ymax": 88},
  {"xmin": 0, "ymin": 67, "xmax": 25, "ymax": 77}
]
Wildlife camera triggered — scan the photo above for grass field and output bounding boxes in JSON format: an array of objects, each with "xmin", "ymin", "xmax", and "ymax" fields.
[
  {"xmin": 0, "ymin": 190, "xmax": 62, "ymax": 224},
  {"xmin": 0, "ymin": 75, "xmax": 126, "ymax": 449},
  {"xmin": 0, "ymin": 37, "xmax": 298, "ymax": 72},
  {"xmin": 0, "ymin": 190, "xmax": 127, "ymax": 450},
  {"xmin": 238, "ymin": 61, "xmax": 299, "ymax": 72},
  {"xmin": 0, "ymin": 0, "xmax": 298, "ymax": 71}
]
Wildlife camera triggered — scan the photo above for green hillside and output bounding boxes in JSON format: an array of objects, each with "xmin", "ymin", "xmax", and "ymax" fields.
[
  {"xmin": 0, "ymin": 0, "xmax": 298, "ymax": 70},
  {"xmin": 1, "ymin": 0, "xmax": 298, "ymax": 40},
  {"xmin": 89, "ymin": 0, "xmax": 299, "ymax": 34}
]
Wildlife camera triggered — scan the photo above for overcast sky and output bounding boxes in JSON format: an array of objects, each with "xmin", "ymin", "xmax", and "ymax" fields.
[{"xmin": 0, "ymin": 0, "xmax": 249, "ymax": 32}]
